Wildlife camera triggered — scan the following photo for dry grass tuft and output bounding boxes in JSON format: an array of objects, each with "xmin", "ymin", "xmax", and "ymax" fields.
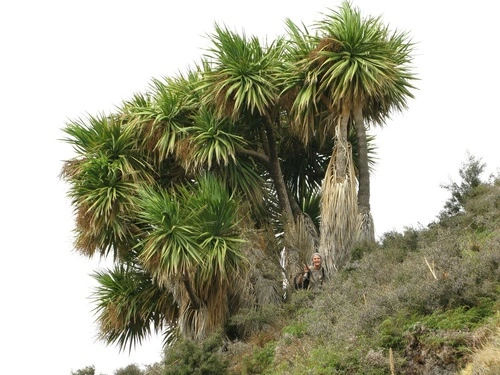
[{"xmin": 460, "ymin": 323, "xmax": 500, "ymax": 375}]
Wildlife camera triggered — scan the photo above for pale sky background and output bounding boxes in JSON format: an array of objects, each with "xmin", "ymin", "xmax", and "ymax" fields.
[{"xmin": 1, "ymin": 1, "xmax": 498, "ymax": 374}]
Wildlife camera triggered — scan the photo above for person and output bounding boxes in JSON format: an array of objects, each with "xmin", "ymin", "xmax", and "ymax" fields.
[{"xmin": 303, "ymin": 252, "xmax": 325, "ymax": 292}]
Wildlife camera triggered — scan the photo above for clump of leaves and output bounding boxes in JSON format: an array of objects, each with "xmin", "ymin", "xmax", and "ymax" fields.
[
  {"xmin": 439, "ymin": 152, "xmax": 486, "ymax": 219},
  {"xmin": 241, "ymin": 341, "xmax": 276, "ymax": 375},
  {"xmin": 162, "ymin": 331, "xmax": 229, "ymax": 375},
  {"xmin": 282, "ymin": 321, "xmax": 308, "ymax": 338},
  {"xmin": 115, "ymin": 364, "xmax": 143, "ymax": 375},
  {"xmin": 71, "ymin": 366, "xmax": 95, "ymax": 375},
  {"xmin": 378, "ymin": 315, "xmax": 407, "ymax": 350}
]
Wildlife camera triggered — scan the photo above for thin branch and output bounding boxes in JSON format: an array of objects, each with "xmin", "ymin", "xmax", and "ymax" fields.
[
  {"xmin": 182, "ymin": 272, "xmax": 202, "ymax": 309},
  {"xmin": 424, "ymin": 256, "xmax": 438, "ymax": 280},
  {"xmin": 236, "ymin": 146, "xmax": 270, "ymax": 166}
]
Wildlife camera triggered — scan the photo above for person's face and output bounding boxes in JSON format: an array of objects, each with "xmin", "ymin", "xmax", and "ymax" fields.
[{"xmin": 312, "ymin": 255, "xmax": 321, "ymax": 268}]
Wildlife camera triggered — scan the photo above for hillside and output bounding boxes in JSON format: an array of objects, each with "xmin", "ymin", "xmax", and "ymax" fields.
[
  {"xmin": 157, "ymin": 168, "xmax": 500, "ymax": 374},
  {"xmin": 78, "ymin": 162, "xmax": 500, "ymax": 375}
]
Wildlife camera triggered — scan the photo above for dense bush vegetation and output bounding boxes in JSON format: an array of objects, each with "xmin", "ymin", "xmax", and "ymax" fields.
[
  {"xmin": 153, "ymin": 162, "xmax": 500, "ymax": 374},
  {"xmin": 73, "ymin": 159, "xmax": 499, "ymax": 374}
]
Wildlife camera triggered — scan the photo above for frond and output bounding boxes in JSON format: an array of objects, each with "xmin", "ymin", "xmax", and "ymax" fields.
[
  {"xmin": 200, "ymin": 24, "xmax": 284, "ymax": 120},
  {"xmin": 280, "ymin": 132, "xmax": 330, "ymax": 201},
  {"xmin": 136, "ymin": 173, "xmax": 247, "ymax": 287},
  {"xmin": 135, "ymin": 184, "xmax": 203, "ymax": 278},
  {"xmin": 184, "ymin": 108, "xmax": 246, "ymax": 170},
  {"xmin": 215, "ymin": 157, "xmax": 268, "ymax": 217},
  {"xmin": 186, "ymin": 174, "xmax": 247, "ymax": 282},
  {"xmin": 92, "ymin": 265, "xmax": 179, "ymax": 352},
  {"xmin": 62, "ymin": 114, "xmax": 151, "ymax": 179},
  {"xmin": 282, "ymin": 18, "xmax": 317, "ymax": 62},
  {"xmin": 310, "ymin": 0, "xmax": 417, "ymax": 121},
  {"xmin": 61, "ymin": 114, "xmax": 153, "ymax": 259},
  {"xmin": 147, "ymin": 78, "xmax": 194, "ymax": 159}
]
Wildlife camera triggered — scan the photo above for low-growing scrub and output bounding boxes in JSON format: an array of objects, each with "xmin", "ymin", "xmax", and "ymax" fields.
[
  {"xmin": 162, "ymin": 332, "xmax": 229, "ymax": 375},
  {"xmin": 150, "ymin": 172, "xmax": 499, "ymax": 374}
]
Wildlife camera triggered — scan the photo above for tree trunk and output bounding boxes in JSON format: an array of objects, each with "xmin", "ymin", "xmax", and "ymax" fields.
[
  {"xmin": 262, "ymin": 116, "xmax": 299, "ymax": 284},
  {"xmin": 319, "ymin": 110, "xmax": 358, "ymax": 273},
  {"xmin": 263, "ymin": 116, "xmax": 294, "ymax": 225},
  {"xmin": 353, "ymin": 106, "xmax": 375, "ymax": 243},
  {"xmin": 182, "ymin": 272, "xmax": 202, "ymax": 310}
]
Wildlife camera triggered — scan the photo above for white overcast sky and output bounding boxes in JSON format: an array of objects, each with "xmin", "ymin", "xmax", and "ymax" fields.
[{"xmin": 1, "ymin": 1, "xmax": 498, "ymax": 374}]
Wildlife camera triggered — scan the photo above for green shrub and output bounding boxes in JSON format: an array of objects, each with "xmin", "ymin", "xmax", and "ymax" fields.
[
  {"xmin": 71, "ymin": 366, "xmax": 95, "ymax": 375},
  {"xmin": 420, "ymin": 298, "xmax": 496, "ymax": 331},
  {"xmin": 378, "ymin": 316, "xmax": 406, "ymax": 350},
  {"xmin": 162, "ymin": 333, "xmax": 228, "ymax": 375},
  {"xmin": 114, "ymin": 364, "xmax": 143, "ymax": 375},
  {"xmin": 241, "ymin": 341, "xmax": 276, "ymax": 375},
  {"xmin": 282, "ymin": 321, "xmax": 308, "ymax": 338},
  {"xmin": 230, "ymin": 303, "xmax": 284, "ymax": 339}
]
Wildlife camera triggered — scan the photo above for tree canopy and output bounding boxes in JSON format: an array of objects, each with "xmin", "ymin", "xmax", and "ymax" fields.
[{"xmin": 61, "ymin": 1, "xmax": 416, "ymax": 350}]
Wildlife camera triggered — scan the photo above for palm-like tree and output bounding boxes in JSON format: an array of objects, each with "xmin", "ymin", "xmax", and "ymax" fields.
[
  {"xmin": 285, "ymin": 1, "xmax": 416, "ymax": 271},
  {"xmin": 61, "ymin": 55, "xmax": 287, "ymax": 346},
  {"xmin": 60, "ymin": 4, "xmax": 414, "ymax": 351},
  {"xmin": 136, "ymin": 173, "xmax": 248, "ymax": 340},
  {"xmin": 89, "ymin": 172, "xmax": 250, "ymax": 348},
  {"xmin": 199, "ymin": 24, "xmax": 313, "ymax": 280},
  {"xmin": 316, "ymin": 2, "xmax": 416, "ymax": 246}
]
